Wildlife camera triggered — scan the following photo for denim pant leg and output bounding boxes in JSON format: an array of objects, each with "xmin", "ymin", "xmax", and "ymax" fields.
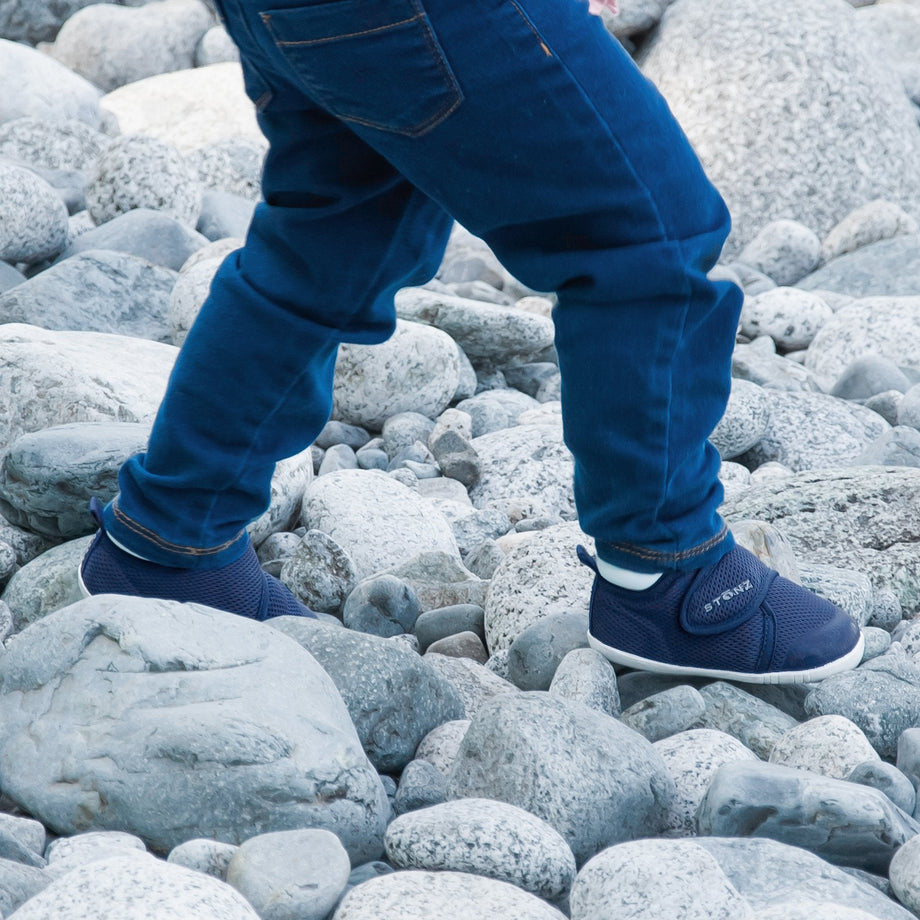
[{"xmin": 109, "ymin": 0, "xmax": 743, "ymax": 572}]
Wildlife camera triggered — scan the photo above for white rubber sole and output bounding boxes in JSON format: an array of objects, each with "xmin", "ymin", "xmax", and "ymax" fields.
[{"xmin": 587, "ymin": 630, "xmax": 866, "ymax": 686}]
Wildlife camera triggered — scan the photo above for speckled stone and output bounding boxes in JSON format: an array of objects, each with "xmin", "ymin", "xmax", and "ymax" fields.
[
  {"xmin": 225, "ymin": 829, "xmax": 350, "ymax": 920},
  {"xmin": 620, "ymin": 685, "xmax": 707, "ymax": 743},
  {"xmin": 456, "ymin": 389, "xmax": 542, "ymax": 437},
  {"xmin": 729, "ymin": 519, "xmax": 801, "ymax": 582},
  {"xmin": 801, "ymin": 235, "xmax": 920, "ymax": 299},
  {"xmin": 831, "ymin": 355, "xmax": 911, "ymax": 400},
  {"xmin": 85, "ymin": 134, "xmax": 202, "ymax": 227},
  {"xmin": 739, "ymin": 287, "xmax": 833, "ymax": 350},
  {"xmin": 167, "ymin": 839, "xmax": 238, "ymax": 880},
  {"xmin": 737, "ymin": 220, "xmax": 822, "ymax": 286},
  {"xmin": 0, "ymin": 117, "xmax": 107, "ymax": 173},
  {"xmin": 196, "ymin": 24, "xmax": 240, "ymax": 66},
  {"xmin": 505, "ymin": 611, "xmax": 589, "ymax": 691},
  {"xmin": 45, "ymin": 831, "xmax": 146, "ymax": 874},
  {"xmin": 247, "ymin": 447, "xmax": 315, "ymax": 548},
  {"xmin": 9, "ymin": 854, "xmax": 260, "ymax": 920},
  {"xmin": 848, "ymin": 761, "xmax": 916, "ymax": 815},
  {"xmin": 548, "ymin": 647, "xmax": 620, "ymax": 717},
  {"xmin": 413, "ymin": 719, "xmax": 470, "ymax": 778},
  {"xmin": 888, "ymin": 834, "xmax": 920, "ymax": 917},
  {"xmin": 710, "ymin": 379, "xmax": 771, "ymax": 459},
  {"xmin": 167, "ymin": 247, "xmax": 226, "ymax": 346},
  {"xmin": 821, "ymin": 199, "xmax": 918, "ymax": 264},
  {"xmin": 424, "ymin": 652, "xmax": 517, "ymax": 720},
  {"xmin": 732, "ymin": 341, "xmax": 823, "ymax": 392},
  {"xmin": 280, "ymin": 530, "xmax": 357, "ymax": 616},
  {"xmin": 386, "ymin": 798, "xmax": 575, "ymax": 901},
  {"xmin": 798, "ymin": 562, "xmax": 874, "ymax": 627},
  {"xmin": 0, "ymin": 162, "xmax": 68, "ymax": 264},
  {"xmin": 393, "ymin": 759, "xmax": 447, "ymax": 815},
  {"xmin": 571, "ymin": 838, "xmax": 753, "ymax": 920},
  {"xmin": 186, "ymin": 136, "xmax": 264, "ymax": 200},
  {"xmin": 332, "ymin": 870, "xmax": 566, "ymax": 920},
  {"xmin": 768, "ymin": 714, "xmax": 879, "ymax": 778}
]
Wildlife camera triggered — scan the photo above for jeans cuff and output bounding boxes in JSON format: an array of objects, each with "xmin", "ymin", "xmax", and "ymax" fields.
[{"xmin": 595, "ymin": 524, "xmax": 734, "ymax": 573}]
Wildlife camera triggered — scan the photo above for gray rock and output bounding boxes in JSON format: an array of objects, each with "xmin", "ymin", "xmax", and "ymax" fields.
[
  {"xmin": 860, "ymin": 626, "xmax": 892, "ymax": 662},
  {"xmin": 393, "ymin": 760, "xmax": 447, "ymax": 815},
  {"xmin": 395, "ymin": 287, "xmax": 554, "ymax": 364},
  {"xmin": 413, "ymin": 720, "xmax": 470, "ymax": 779},
  {"xmin": 637, "ymin": 0, "xmax": 920, "ymax": 256},
  {"xmin": 315, "ymin": 421, "xmax": 371, "ymax": 451},
  {"xmin": 869, "ymin": 588, "xmax": 903, "ymax": 631},
  {"xmin": 738, "ymin": 390, "xmax": 888, "ymax": 472},
  {"xmin": 10, "ymin": 853, "xmax": 259, "ymax": 920},
  {"xmin": 485, "ymin": 523, "xmax": 593, "ymax": 652},
  {"xmin": 806, "ymin": 295, "xmax": 920, "ymax": 388},
  {"xmin": 548, "ymin": 648, "xmax": 620, "ymax": 717},
  {"xmin": 342, "ymin": 574, "xmax": 420, "ymax": 637},
  {"xmin": 185, "ymin": 136, "xmax": 264, "ymax": 200},
  {"xmin": 696, "ymin": 837, "xmax": 915, "ymax": 920},
  {"xmin": 332, "ymin": 870, "xmax": 566, "ymax": 920},
  {"xmin": 505, "ymin": 611, "xmax": 589, "ymax": 691},
  {"xmin": 832, "ymin": 355, "xmax": 912, "ymax": 400},
  {"xmin": 798, "ymin": 562, "xmax": 874, "ymax": 627},
  {"xmin": 0, "ymin": 598, "xmax": 388, "ymax": 859},
  {"xmin": 86, "ymin": 134, "xmax": 202, "ymax": 228},
  {"xmin": 899, "ymin": 384, "xmax": 920, "ymax": 430},
  {"xmin": 279, "ymin": 530, "xmax": 357, "ymax": 615},
  {"xmin": 430, "ymin": 429, "xmax": 481, "ymax": 488},
  {"xmin": 570, "ymin": 838, "xmax": 754, "ymax": 920},
  {"xmin": 699, "ymin": 760, "xmax": 920, "ymax": 873},
  {"xmin": 455, "ymin": 390, "xmax": 542, "ymax": 439},
  {"xmin": 0, "ymin": 857, "xmax": 49, "ymax": 915},
  {"xmin": 385, "ymin": 551, "xmax": 487, "ymax": 611},
  {"xmin": 849, "ymin": 761, "xmax": 916, "ymax": 815},
  {"xmin": 501, "ymin": 362, "xmax": 561, "ymax": 400},
  {"xmin": 414, "ymin": 604, "xmax": 485, "ymax": 652},
  {"xmin": 694, "ymin": 681, "xmax": 798, "ymax": 759},
  {"xmin": 425, "ymin": 631, "xmax": 488, "ymax": 663},
  {"xmin": 45, "ymin": 831, "xmax": 146, "ymax": 873},
  {"xmin": 0, "ymin": 0, "xmax": 104, "ymax": 44},
  {"xmin": 857, "ymin": 3, "xmax": 920, "ymax": 103},
  {"xmin": 166, "ymin": 247, "xmax": 225, "ymax": 346},
  {"xmin": 722, "ymin": 468, "xmax": 920, "ymax": 617},
  {"xmin": 865, "ymin": 389, "xmax": 904, "ymax": 426},
  {"xmin": 0, "ymin": 38, "xmax": 102, "ymax": 128},
  {"xmin": 768, "ymin": 714, "xmax": 879, "ymax": 778},
  {"xmin": 247, "ymin": 447, "xmax": 315, "ymax": 548},
  {"xmin": 196, "ymin": 24, "xmax": 240, "ymax": 66},
  {"xmin": 739, "ymin": 287, "xmax": 832, "ymax": 351},
  {"xmin": 0, "ymin": 422, "xmax": 148, "ymax": 540},
  {"xmin": 301, "ymin": 470, "xmax": 459, "ymax": 582},
  {"xmin": 51, "ymin": 0, "xmax": 213, "ymax": 92},
  {"xmin": 729, "ymin": 518, "xmax": 801, "ymax": 583},
  {"xmin": 0, "ymin": 249, "xmax": 175, "ymax": 342},
  {"xmin": 896, "ymin": 727, "xmax": 920, "ymax": 796},
  {"xmin": 447, "ymin": 693, "xmax": 674, "ymax": 865},
  {"xmin": 197, "ymin": 189, "xmax": 257, "ymax": 241},
  {"xmin": 463, "ymin": 538, "xmax": 505, "ymax": 580},
  {"xmin": 0, "ymin": 813, "xmax": 46, "ymax": 868},
  {"xmin": 0, "ymin": 261, "xmax": 24, "ymax": 295},
  {"xmin": 0, "ymin": 117, "xmax": 106, "ymax": 175},
  {"xmin": 719, "ymin": 460, "xmax": 751, "ymax": 502},
  {"xmin": 386, "ymin": 798, "xmax": 575, "ymax": 902},
  {"xmin": 653, "ymin": 728, "xmax": 759, "ymax": 837},
  {"xmin": 167, "ymin": 839, "xmax": 238, "ymax": 880},
  {"xmin": 620, "ymin": 685, "xmax": 707, "ymax": 743},
  {"xmin": 710, "ymin": 379, "xmax": 771, "ymax": 460},
  {"xmin": 820, "ymin": 199, "xmax": 919, "ymax": 265},
  {"xmin": 0, "ymin": 162, "xmax": 69, "ymax": 265},
  {"xmin": 888, "ymin": 834, "xmax": 920, "ymax": 918},
  {"xmin": 382, "ymin": 413, "xmax": 435, "ymax": 458},
  {"xmin": 732, "ymin": 342, "xmax": 823, "ymax": 392},
  {"xmin": 59, "ymin": 208, "xmax": 207, "ymax": 271},
  {"xmin": 225, "ymin": 828, "xmax": 350, "ymax": 920},
  {"xmin": 802, "ymin": 235, "xmax": 920, "ymax": 299},
  {"xmin": 269, "ymin": 616, "xmax": 464, "ymax": 773},
  {"xmin": 423, "ymin": 652, "xmax": 517, "ymax": 719},
  {"xmin": 332, "ymin": 320, "xmax": 460, "ymax": 430},
  {"xmin": 736, "ymin": 220, "xmax": 821, "ymax": 286}
]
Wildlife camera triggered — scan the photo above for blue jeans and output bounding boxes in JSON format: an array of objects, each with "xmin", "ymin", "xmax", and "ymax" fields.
[{"xmin": 106, "ymin": 0, "xmax": 743, "ymax": 573}]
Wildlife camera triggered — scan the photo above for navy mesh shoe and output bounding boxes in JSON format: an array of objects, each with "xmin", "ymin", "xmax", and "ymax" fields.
[
  {"xmin": 79, "ymin": 499, "xmax": 317, "ymax": 621},
  {"xmin": 579, "ymin": 544, "xmax": 863, "ymax": 685}
]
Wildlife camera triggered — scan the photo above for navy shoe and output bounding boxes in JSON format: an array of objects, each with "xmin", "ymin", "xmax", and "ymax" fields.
[
  {"xmin": 79, "ymin": 499, "xmax": 317, "ymax": 621},
  {"xmin": 579, "ymin": 544, "xmax": 864, "ymax": 685}
]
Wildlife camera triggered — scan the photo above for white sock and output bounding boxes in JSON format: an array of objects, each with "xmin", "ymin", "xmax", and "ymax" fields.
[
  {"xmin": 107, "ymin": 531, "xmax": 155, "ymax": 562},
  {"xmin": 596, "ymin": 557, "xmax": 663, "ymax": 590}
]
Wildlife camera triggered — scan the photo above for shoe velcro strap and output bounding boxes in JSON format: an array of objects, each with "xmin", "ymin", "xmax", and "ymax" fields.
[{"xmin": 679, "ymin": 558, "xmax": 777, "ymax": 636}]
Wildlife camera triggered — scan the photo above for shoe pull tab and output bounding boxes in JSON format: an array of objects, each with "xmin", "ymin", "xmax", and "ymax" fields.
[
  {"xmin": 576, "ymin": 544, "xmax": 599, "ymax": 573},
  {"xmin": 89, "ymin": 496, "xmax": 105, "ymax": 529}
]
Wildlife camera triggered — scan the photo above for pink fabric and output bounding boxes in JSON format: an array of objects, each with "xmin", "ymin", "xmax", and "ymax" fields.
[{"xmin": 588, "ymin": 0, "xmax": 618, "ymax": 15}]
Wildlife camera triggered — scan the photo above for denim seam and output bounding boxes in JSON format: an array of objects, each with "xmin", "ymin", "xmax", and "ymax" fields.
[
  {"xmin": 112, "ymin": 499, "xmax": 244, "ymax": 557},
  {"xmin": 602, "ymin": 522, "xmax": 728, "ymax": 564},
  {"xmin": 270, "ymin": 14, "xmax": 423, "ymax": 46}
]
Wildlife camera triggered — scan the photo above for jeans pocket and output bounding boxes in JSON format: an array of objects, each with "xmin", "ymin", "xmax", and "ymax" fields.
[{"xmin": 258, "ymin": 0, "xmax": 463, "ymax": 136}]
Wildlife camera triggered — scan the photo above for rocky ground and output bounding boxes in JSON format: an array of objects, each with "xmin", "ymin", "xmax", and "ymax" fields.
[{"xmin": 0, "ymin": 0, "xmax": 919, "ymax": 917}]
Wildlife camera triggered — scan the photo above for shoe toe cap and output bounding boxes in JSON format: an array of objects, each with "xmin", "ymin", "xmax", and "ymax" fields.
[{"xmin": 779, "ymin": 608, "xmax": 863, "ymax": 673}]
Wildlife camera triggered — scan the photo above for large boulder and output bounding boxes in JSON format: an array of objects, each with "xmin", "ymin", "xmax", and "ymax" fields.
[
  {"xmin": 0, "ymin": 597, "xmax": 389, "ymax": 861},
  {"xmin": 637, "ymin": 0, "xmax": 920, "ymax": 255}
]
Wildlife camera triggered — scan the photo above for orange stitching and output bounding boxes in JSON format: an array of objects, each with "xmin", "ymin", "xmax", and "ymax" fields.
[
  {"xmin": 509, "ymin": 0, "xmax": 553, "ymax": 57},
  {"xmin": 112, "ymin": 500, "xmax": 243, "ymax": 557},
  {"xmin": 274, "ymin": 13, "xmax": 423, "ymax": 46},
  {"xmin": 605, "ymin": 523, "xmax": 730, "ymax": 562}
]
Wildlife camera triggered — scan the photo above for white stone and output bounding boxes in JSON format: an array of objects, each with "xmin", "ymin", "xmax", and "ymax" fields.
[
  {"xmin": 856, "ymin": 2, "xmax": 920, "ymax": 104},
  {"xmin": 168, "ymin": 254, "xmax": 224, "ymax": 346},
  {"xmin": 45, "ymin": 832, "xmax": 147, "ymax": 875},
  {"xmin": 888, "ymin": 833, "xmax": 920, "ymax": 917},
  {"xmin": 768, "ymin": 714, "xmax": 880, "ymax": 779},
  {"xmin": 737, "ymin": 220, "xmax": 822, "ymax": 286},
  {"xmin": 413, "ymin": 720, "xmax": 471, "ymax": 778},
  {"xmin": 248, "ymin": 447, "xmax": 315, "ymax": 547},
  {"xmin": 710, "ymin": 379, "xmax": 771, "ymax": 460},
  {"xmin": 740, "ymin": 288, "xmax": 833, "ymax": 351},
  {"xmin": 754, "ymin": 905, "xmax": 881, "ymax": 920},
  {"xmin": 0, "ymin": 163, "xmax": 69, "ymax": 264},
  {"xmin": 167, "ymin": 839, "xmax": 238, "ymax": 880},
  {"xmin": 820, "ymin": 199, "xmax": 919, "ymax": 264}
]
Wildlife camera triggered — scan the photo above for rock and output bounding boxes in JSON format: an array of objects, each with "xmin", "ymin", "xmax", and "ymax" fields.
[
  {"xmin": 45, "ymin": 831, "xmax": 146, "ymax": 873},
  {"xmin": 896, "ymin": 727, "xmax": 920, "ymax": 795},
  {"xmin": 485, "ymin": 522, "xmax": 593, "ymax": 652},
  {"xmin": 805, "ymin": 296, "xmax": 920, "ymax": 388},
  {"xmin": 392, "ymin": 760, "xmax": 447, "ymax": 815},
  {"xmin": 279, "ymin": 530, "xmax": 357, "ymax": 616},
  {"xmin": 413, "ymin": 720, "xmax": 470, "ymax": 779},
  {"xmin": 861, "ymin": 625, "xmax": 892, "ymax": 662},
  {"xmin": 737, "ymin": 220, "xmax": 821, "ymax": 286},
  {"xmin": 899, "ymin": 384, "xmax": 920, "ymax": 430},
  {"xmin": 738, "ymin": 390, "xmax": 888, "ymax": 472},
  {"xmin": 167, "ymin": 246, "xmax": 226, "ymax": 346},
  {"xmin": 505, "ymin": 611, "xmax": 589, "ymax": 691},
  {"xmin": 385, "ymin": 798, "xmax": 576, "ymax": 902},
  {"xmin": 395, "ymin": 287, "xmax": 554, "ymax": 364},
  {"xmin": 0, "ymin": 0, "xmax": 102, "ymax": 44},
  {"xmin": 768, "ymin": 714, "xmax": 879, "ymax": 778},
  {"xmin": 430, "ymin": 429, "xmax": 481, "ymax": 488},
  {"xmin": 0, "ymin": 813, "xmax": 46, "ymax": 868},
  {"xmin": 425, "ymin": 631, "xmax": 488, "ymax": 662},
  {"xmin": 381, "ymin": 413, "xmax": 435, "ymax": 458},
  {"xmin": 0, "ymin": 250, "xmax": 175, "ymax": 342},
  {"xmin": 699, "ymin": 760, "xmax": 920, "ymax": 873},
  {"xmin": 865, "ymin": 390, "xmax": 904, "ymax": 427},
  {"xmin": 0, "ymin": 597, "xmax": 388, "ymax": 859},
  {"xmin": 857, "ymin": 3, "xmax": 920, "ymax": 104},
  {"xmin": 225, "ymin": 829, "xmax": 350, "ymax": 920},
  {"xmin": 196, "ymin": 24, "xmax": 240, "ymax": 66},
  {"xmin": 247, "ymin": 446, "xmax": 315, "ymax": 547},
  {"xmin": 59, "ymin": 208, "xmax": 207, "ymax": 271},
  {"xmin": 447, "ymin": 693, "xmax": 674, "ymax": 864},
  {"xmin": 889, "ymin": 834, "xmax": 920, "ymax": 917},
  {"xmin": 694, "ymin": 681, "xmax": 798, "ymax": 759},
  {"xmin": 269, "ymin": 616, "xmax": 464, "ymax": 773},
  {"xmin": 653, "ymin": 729, "xmax": 759, "ymax": 837},
  {"xmin": 801, "ymin": 234, "xmax": 920, "ymax": 299},
  {"xmin": 570, "ymin": 838, "xmax": 754, "ymax": 920},
  {"xmin": 739, "ymin": 287, "xmax": 832, "ymax": 351},
  {"xmin": 86, "ymin": 134, "xmax": 201, "ymax": 227},
  {"xmin": 167, "ymin": 839, "xmax": 238, "ymax": 880},
  {"xmin": 341, "ymin": 574, "xmax": 420, "ymax": 637},
  {"xmin": 0, "ymin": 162, "xmax": 69, "ymax": 264},
  {"xmin": 315, "ymin": 421, "xmax": 371, "ymax": 452},
  {"xmin": 463, "ymin": 538, "xmax": 505, "ymax": 580},
  {"xmin": 0, "ymin": 422, "xmax": 150, "ymax": 539},
  {"xmin": 722, "ymin": 467, "xmax": 920, "ymax": 616},
  {"xmin": 50, "ymin": 0, "xmax": 213, "ymax": 92},
  {"xmin": 331, "ymin": 870, "xmax": 566, "ymax": 920},
  {"xmin": 719, "ymin": 460, "xmax": 751, "ymax": 502},
  {"xmin": 101, "ymin": 63, "xmax": 261, "ymax": 153},
  {"xmin": 0, "ymin": 38, "xmax": 102, "ymax": 128},
  {"xmin": 0, "ymin": 858, "xmax": 48, "ymax": 915},
  {"xmin": 414, "ymin": 604, "xmax": 485, "ymax": 652},
  {"xmin": 698, "ymin": 836, "xmax": 915, "ymax": 920},
  {"xmin": 831, "ymin": 355, "xmax": 911, "ymax": 400},
  {"xmin": 637, "ymin": 0, "xmax": 920, "ymax": 256},
  {"xmin": 197, "ymin": 190, "xmax": 257, "ymax": 241},
  {"xmin": 620, "ymin": 685, "xmax": 707, "ymax": 743},
  {"xmin": 732, "ymin": 341, "xmax": 823, "ymax": 392},
  {"xmin": 385, "ymin": 551, "xmax": 487, "ymax": 611},
  {"xmin": 456, "ymin": 389, "xmax": 542, "ymax": 437},
  {"xmin": 547, "ymin": 648, "xmax": 620, "ymax": 717},
  {"xmin": 819, "ymin": 199, "xmax": 919, "ymax": 264},
  {"xmin": 848, "ymin": 761, "xmax": 916, "ymax": 815},
  {"xmin": 710, "ymin": 379, "xmax": 771, "ymax": 459},
  {"xmin": 729, "ymin": 519, "xmax": 801, "ymax": 582},
  {"xmin": 423, "ymin": 652, "xmax": 517, "ymax": 719},
  {"xmin": 300, "ymin": 470, "xmax": 459, "ymax": 582},
  {"xmin": 9, "ymin": 854, "xmax": 260, "ymax": 920}
]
